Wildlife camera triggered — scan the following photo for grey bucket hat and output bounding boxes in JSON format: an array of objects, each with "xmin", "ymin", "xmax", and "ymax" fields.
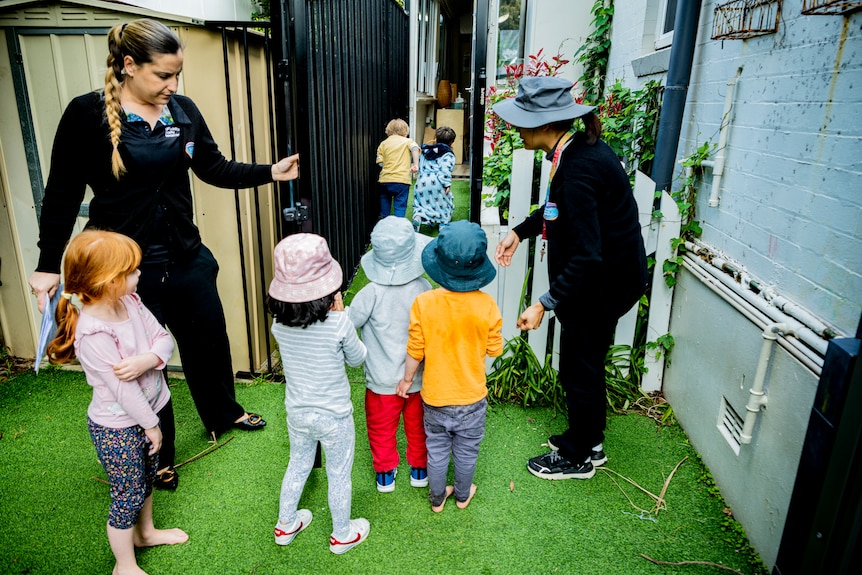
[
  {"xmin": 493, "ymin": 76, "xmax": 595, "ymax": 129},
  {"xmin": 361, "ymin": 216, "xmax": 432, "ymax": 286},
  {"xmin": 421, "ymin": 220, "xmax": 496, "ymax": 292}
]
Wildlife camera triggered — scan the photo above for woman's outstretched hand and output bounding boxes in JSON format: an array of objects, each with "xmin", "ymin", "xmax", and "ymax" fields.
[
  {"xmin": 495, "ymin": 231, "xmax": 520, "ymax": 267},
  {"xmin": 271, "ymin": 154, "xmax": 300, "ymax": 181}
]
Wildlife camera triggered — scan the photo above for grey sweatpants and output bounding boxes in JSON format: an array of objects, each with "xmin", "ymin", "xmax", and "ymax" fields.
[
  {"xmin": 423, "ymin": 398, "xmax": 487, "ymax": 506},
  {"xmin": 279, "ymin": 410, "xmax": 355, "ymax": 540}
]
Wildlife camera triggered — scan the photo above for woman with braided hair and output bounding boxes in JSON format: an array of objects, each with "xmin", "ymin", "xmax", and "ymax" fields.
[{"xmin": 29, "ymin": 18, "xmax": 300, "ymax": 490}]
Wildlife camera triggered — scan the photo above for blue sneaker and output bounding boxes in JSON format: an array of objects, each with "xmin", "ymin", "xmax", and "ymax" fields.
[
  {"xmin": 376, "ymin": 468, "xmax": 397, "ymax": 492},
  {"xmin": 410, "ymin": 466, "xmax": 428, "ymax": 487}
]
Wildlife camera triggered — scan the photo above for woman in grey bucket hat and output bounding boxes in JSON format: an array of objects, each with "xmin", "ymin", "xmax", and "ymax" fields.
[{"xmin": 493, "ymin": 76, "xmax": 649, "ymax": 482}]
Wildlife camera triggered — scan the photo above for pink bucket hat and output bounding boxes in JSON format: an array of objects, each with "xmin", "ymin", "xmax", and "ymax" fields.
[{"xmin": 269, "ymin": 233, "xmax": 343, "ymax": 303}]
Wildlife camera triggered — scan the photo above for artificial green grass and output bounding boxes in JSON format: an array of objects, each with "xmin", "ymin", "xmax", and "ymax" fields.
[
  {"xmin": 1, "ymin": 366, "xmax": 759, "ymax": 575},
  {"xmin": 1, "ymin": 179, "xmax": 765, "ymax": 573}
]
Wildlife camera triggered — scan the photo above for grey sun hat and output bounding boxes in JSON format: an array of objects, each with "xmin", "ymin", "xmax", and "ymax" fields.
[
  {"xmin": 493, "ymin": 76, "xmax": 596, "ymax": 129},
  {"xmin": 361, "ymin": 216, "xmax": 432, "ymax": 286},
  {"xmin": 421, "ymin": 220, "xmax": 496, "ymax": 292}
]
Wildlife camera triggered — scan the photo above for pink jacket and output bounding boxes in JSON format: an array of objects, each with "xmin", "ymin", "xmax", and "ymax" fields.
[{"xmin": 75, "ymin": 293, "xmax": 173, "ymax": 429}]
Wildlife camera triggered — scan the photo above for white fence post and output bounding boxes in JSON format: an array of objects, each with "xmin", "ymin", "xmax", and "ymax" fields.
[
  {"xmin": 614, "ymin": 171, "xmax": 659, "ymax": 352},
  {"xmin": 641, "ymin": 188, "xmax": 681, "ymax": 392}
]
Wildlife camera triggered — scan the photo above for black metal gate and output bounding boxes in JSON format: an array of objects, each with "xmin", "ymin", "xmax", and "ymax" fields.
[{"xmin": 272, "ymin": 0, "xmax": 410, "ymax": 278}]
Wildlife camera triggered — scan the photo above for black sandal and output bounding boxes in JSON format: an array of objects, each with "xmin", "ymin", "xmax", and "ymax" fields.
[
  {"xmin": 155, "ymin": 466, "xmax": 178, "ymax": 490},
  {"xmin": 233, "ymin": 412, "xmax": 266, "ymax": 431}
]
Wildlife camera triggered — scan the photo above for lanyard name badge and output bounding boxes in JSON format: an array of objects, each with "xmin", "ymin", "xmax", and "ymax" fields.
[{"xmin": 541, "ymin": 132, "xmax": 575, "ymax": 252}]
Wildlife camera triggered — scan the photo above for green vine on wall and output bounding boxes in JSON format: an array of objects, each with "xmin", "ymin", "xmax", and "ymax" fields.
[
  {"xmin": 575, "ymin": 0, "xmax": 614, "ymax": 104},
  {"xmin": 660, "ymin": 140, "xmax": 713, "ymax": 288}
]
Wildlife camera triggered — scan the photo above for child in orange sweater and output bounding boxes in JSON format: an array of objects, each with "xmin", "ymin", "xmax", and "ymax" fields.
[{"xmin": 396, "ymin": 221, "xmax": 503, "ymax": 511}]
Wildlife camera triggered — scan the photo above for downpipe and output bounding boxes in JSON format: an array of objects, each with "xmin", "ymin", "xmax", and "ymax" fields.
[{"xmin": 740, "ymin": 323, "xmax": 795, "ymax": 444}]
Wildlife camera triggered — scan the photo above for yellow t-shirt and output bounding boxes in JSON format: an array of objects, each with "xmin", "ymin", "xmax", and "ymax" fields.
[
  {"xmin": 376, "ymin": 134, "xmax": 418, "ymax": 184},
  {"xmin": 407, "ymin": 288, "xmax": 504, "ymax": 407}
]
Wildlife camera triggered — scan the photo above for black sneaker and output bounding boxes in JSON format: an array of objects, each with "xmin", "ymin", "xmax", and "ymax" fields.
[
  {"xmin": 527, "ymin": 450, "xmax": 595, "ymax": 480},
  {"xmin": 547, "ymin": 435, "xmax": 608, "ymax": 466}
]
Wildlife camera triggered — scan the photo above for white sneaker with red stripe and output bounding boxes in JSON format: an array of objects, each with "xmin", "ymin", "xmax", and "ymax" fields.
[
  {"xmin": 274, "ymin": 509, "xmax": 312, "ymax": 546},
  {"xmin": 329, "ymin": 518, "xmax": 370, "ymax": 555}
]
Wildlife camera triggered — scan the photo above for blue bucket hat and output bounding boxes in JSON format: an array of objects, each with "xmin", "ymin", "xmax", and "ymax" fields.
[
  {"xmin": 493, "ymin": 76, "xmax": 595, "ymax": 129},
  {"xmin": 421, "ymin": 221, "xmax": 496, "ymax": 292}
]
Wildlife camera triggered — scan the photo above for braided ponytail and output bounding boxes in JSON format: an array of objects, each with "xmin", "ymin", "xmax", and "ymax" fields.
[{"xmin": 105, "ymin": 23, "xmax": 127, "ymax": 180}]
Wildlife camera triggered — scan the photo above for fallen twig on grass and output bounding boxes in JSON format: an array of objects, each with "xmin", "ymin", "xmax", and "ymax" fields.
[
  {"xmin": 599, "ymin": 456, "xmax": 688, "ymax": 516},
  {"xmin": 655, "ymin": 456, "xmax": 688, "ymax": 514},
  {"xmin": 175, "ymin": 435, "xmax": 234, "ymax": 469},
  {"xmin": 91, "ymin": 435, "xmax": 235, "ymax": 484},
  {"xmin": 639, "ymin": 553, "xmax": 744, "ymax": 574}
]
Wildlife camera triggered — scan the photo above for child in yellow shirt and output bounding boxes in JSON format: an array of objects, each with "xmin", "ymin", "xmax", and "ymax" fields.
[{"xmin": 376, "ymin": 118, "xmax": 419, "ymax": 218}]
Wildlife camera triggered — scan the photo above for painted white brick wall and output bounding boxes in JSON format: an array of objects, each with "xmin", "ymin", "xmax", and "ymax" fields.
[
  {"xmin": 609, "ymin": 1, "xmax": 861, "ymax": 336},
  {"xmin": 677, "ymin": 1, "xmax": 862, "ymax": 337},
  {"xmin": 605, "ymin": 0, "xmax": 650, "ymax": 85}
]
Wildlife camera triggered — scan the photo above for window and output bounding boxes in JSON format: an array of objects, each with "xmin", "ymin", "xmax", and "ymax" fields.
[
  {"xmin": 496, "ymin": 0, "xmax": 524, "ymax": 83},
  {"xmin": 656, "ymin": 0, "xmax": 677, "ymax": 49}
]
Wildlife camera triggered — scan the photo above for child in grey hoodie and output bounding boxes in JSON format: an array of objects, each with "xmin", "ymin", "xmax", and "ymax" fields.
[{"xmin": 349, "ymin": 216, "xmax": 432, "ymax": 492}]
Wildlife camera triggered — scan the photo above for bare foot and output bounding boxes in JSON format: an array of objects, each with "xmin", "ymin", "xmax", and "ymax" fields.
[
  {"xmin": 456, "ymin": 484, "xmax": 477, "ymax": 509},
  {"xmin": 431, "ymin": 485, "xmax": 454, "ymax": 513},
  {"xmin": 112, "ymin": 565, "xmax": 148, "ymax": 575},
  {"xmin": 134, "ymin": 527, "xmax": 189, "ymax": 547}
]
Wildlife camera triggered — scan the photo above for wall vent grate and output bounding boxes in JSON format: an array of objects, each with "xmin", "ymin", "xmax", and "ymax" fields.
[{"xmin": 718, "ymin": 397, "xmax": 744, "ymax": 455}]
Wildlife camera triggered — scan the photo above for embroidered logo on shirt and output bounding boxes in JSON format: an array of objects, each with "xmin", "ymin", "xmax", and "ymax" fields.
[
  {"xmin": 164, "ymin": 126, "xmax": 180, "ymax": 138},
  {"xmin": 185, "ymin": 142, "xmax": 195, "ymax": 159}
]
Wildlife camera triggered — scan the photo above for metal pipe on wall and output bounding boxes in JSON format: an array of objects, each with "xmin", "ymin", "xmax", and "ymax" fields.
[
  {"xmin": 685, "ymin": 240, "xmax": 834, "ymax": 356},
  {"xmin": 682, "ymin": 257, "xmax": 823, "ymax": 375},
  {"xmin": 740, "ymin": 323, "xmax": 796, "ymax": 444},
  {"xmin": 651, "ymin": 0, "xmax": 704, "ymax": 195},
  {"xmin": 708, "ymin": 67, "xmax": 742, "ymax": 208}
]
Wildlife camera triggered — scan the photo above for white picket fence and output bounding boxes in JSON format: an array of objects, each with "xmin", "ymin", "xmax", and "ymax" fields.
[{"xmin": 480, "ymin": 148, "xmax": 681, "ymax": 392}]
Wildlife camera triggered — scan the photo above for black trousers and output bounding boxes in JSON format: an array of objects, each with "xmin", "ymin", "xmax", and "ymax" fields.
[
  {"xmin": 553, "ymin": 311, "xmax": 619, "ymax": 464},
  {"xmin": 138, "ymin": 245, "xmax": 245, "ymax": 466},
  {"xmin": 156, "ymin": 397, "xmax": 175, "ymax": 469}
]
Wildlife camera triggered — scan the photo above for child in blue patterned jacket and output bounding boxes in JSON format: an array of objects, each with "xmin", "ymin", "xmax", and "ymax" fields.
[{"xmin": 412, "ymin": 126, "xmax": 457, "ymax": 231}]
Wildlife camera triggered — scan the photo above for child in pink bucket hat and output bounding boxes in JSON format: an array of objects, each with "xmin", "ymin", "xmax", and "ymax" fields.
[{"xmin": 267, "ymin": 233, "xmax": 370, "ymax": 554}]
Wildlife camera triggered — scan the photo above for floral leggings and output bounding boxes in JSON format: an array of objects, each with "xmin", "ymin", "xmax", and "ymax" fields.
[
  {"xmin": 279, "ymin": 410, "xmax": 355, "ymax": 540},
  {"xmin": 88, "ymin": 419, "xmax": 157, "ymax": 529}
]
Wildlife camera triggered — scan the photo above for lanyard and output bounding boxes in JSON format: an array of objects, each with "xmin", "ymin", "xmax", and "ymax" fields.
[{"xmin": 542, "ymin": 131, "xmax": 575, "ymax": 240}]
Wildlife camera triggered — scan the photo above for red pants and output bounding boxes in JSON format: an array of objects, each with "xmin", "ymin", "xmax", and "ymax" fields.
[{"xmin": 365, "ymin": 389, "xmax": 427, "ymax": 472}]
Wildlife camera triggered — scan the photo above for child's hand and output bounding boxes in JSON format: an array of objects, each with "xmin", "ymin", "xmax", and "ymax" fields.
[
  {"xmin": 445, "ymin": 186, "xmax": 451, "ymax": 195},
  {"xmin": 330, "ymin": 292, "xmax": 344, "ymax": 312},
  {"xmin": 114, "ymin": 353, "xmax": 160, "ymax": 382},
  {"xmin": 410, "ymin": 163, "xmax": 419, "ymax": 173},
  {"xmin": 145, "ymin": 426, "xmax": 163, "ymax": 455},
  {"xmin": 396, "ymin": 378, "xmax": 412, "ymax": 398}
]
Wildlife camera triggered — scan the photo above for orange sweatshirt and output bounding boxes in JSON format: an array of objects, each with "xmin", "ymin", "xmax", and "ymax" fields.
[{"xmin": 406, "ymin": 288, "xmax": 503, "ymax": 407}]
